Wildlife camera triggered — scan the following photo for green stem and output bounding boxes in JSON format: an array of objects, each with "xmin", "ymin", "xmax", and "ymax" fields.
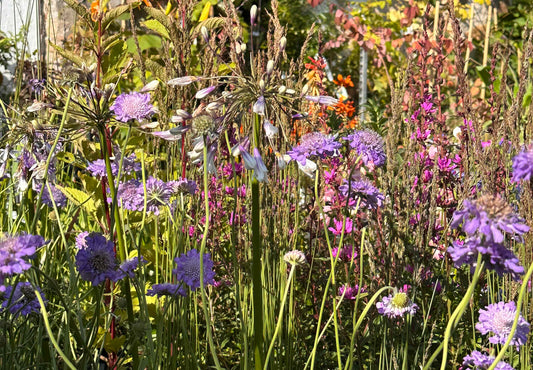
[
  {"xmin": 200, "ymin": 136, "xmax": 222, "ymax": 369},
  {"xmin": 423, "ymin": 253, "xmax": 484, "ymax": 370},
  {"xmin": 264, "ymin": 264, "xmax": 296, "ymax": 369},
  {"xmin": 488, "ymin": 260, "xmax": 533, "ymax": 370}
]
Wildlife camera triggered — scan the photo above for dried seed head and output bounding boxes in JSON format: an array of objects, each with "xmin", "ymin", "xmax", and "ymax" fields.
[
  {"xmin": 191, "ymin": 115, "xmax": 216, "ymax": 136},
  {"xmin": 476, "ymin": 195, "xmax": 513, "ymax": 221}
]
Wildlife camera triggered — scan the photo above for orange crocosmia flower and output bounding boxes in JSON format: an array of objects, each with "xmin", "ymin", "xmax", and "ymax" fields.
[
  {"xmin": 90, "ymin": 0, "xmax": 100, "ymax": 21},
  {"xmin": 142, "ymin": 0, "xmax": 152, "ymax": 6},
  {"xmin": 328, "ymin": 97, "xmax": 355, "ymax": 118},
  {"xmin": 333, "ymin": 74, "xmax": 354, "ymax": 88}
]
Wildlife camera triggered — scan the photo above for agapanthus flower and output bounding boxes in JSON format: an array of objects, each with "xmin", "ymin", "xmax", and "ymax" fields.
[
  {"xmin": 147, "ymin": 283, "xmax": 186, "ymax": 298},
  {"xmin": 239, "ymin": 146, "xmax": 268, "ymax": 182},
  {"xmin": 448, "ymin": 238, "xmax": 524, "ymax": 280},
  {"xmin": 451, "ymin": 195, "xmax": 529, "ymax": 243},
  {"xmin": 462, "ymin": 351, "xmax": 514, "ymax": 370},
  {"xmin": 343, "ymin": 129, "xmax": 386, "ymax": 168},
  {"xmin": 287, "ymin": 132, "xmax": 341, "ymax": 165},
  {"xmin": 0, "ymin": 234, "xmax": 46, "ymax": 286},
  {"xmin": 195, "ymin": 86, "xmax": 217, "ymax": 99},
  {"xmin": 511, "ymin": 146, "xmax": 533, "ymax": 183},
  {"xmin": 253, "ymin": 96, "xmax": 266, "ymax": 115},
  {"xmin": 476, "ymin": 301, "xmax": 530, "ymax": 349},
  {"xmin": 2, "ymin": 282, "xmax": 46, "ymax": 317},
  {"xmin": 110, "ymin": 92, "xmax": 157, "ymax": 122},
  {"xmin": 376, "ymin": 291, "xmax": 418, "ymax": 318},
  {"xmin": 305, "ymin": 95, "xmax": 339, "ymax": 106},
  {"xmin": 339, "ymin": 177, "xmax": 385, "ymax": 210},
  {"xmin": 75, "ymin": 233, "xmax": 121, "ymax": 286},
  {"xmin": 173, "ymin": 249, "xmax": 215, "ymax": 290}
]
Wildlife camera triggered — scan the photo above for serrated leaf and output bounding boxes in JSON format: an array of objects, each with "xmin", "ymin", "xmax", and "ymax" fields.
[
  {"xmin": 49, "ymin": 42, "xmax": 86, "ymax": 67},
  {"xmin": 55, "ymin": 185, "xmax": 97, "ymax": 215},
  {"xmin": 63, "ymin": 0, "xmax": 90, "ymax": 21},
  {"xmin": 142, "ymin": 19, "xmax": 170, "ymax": 39},
  {"xmin": 102, "ymin": 4, "xmax": 136, "ymax": 30},
  {"xmin": 144, "ymin": 7, "xmax": 176, "ymax": 38},
  {"xmin": 191, "ymin": 17, "xmax": 227, "ymax": 36},
  {"xmin": 102, "ymin": 33, "xmax": 122, "ymax": 51}
]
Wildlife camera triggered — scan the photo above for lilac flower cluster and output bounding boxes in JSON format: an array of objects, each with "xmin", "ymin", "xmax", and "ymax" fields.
[
  {"xmin": 2, "ymin": 282, "xmax": 46, "ymax": 317},
  {"xmin": 376, "ymin": 290, "xmax": 418, "ymax": 318},
  {"xmin": 0, "ymin": 234, "xmax": 46, "ymax": 291},
  {"xmin": 343, "ymin": 129, "xmax": 386, "ymax": 168},
  {"xmin": 449, "ymin": 195, "xmax": 529, "ymax": 280},
  {"xmin": 476, "ymin": 301, "xmax": 530, "ymax": 350},
  {"xmin": 110, "ymin": 92, "xmax": 157, "ymax": 122},
  {"xmin": 287, "ymin": 132, "xmax": 341, "ymax": 165},
  {"xmin": 462, "ymin": 351, "xmax": 514, "ymax": 370}
]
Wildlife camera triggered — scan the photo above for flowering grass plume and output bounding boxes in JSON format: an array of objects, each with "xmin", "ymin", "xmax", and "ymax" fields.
[
  {"xmin": 2, "ymin": 282, "xmax": 46, "ymax": 317},
  {"xmin": 173, "ymin": 249, "xmax": 215, "ymax": 291},
  {"xmin": 110, "ymin": 92, "xmax": 157, "ymax": 122},
  {"xmin": 476, "ymin": 301, "xmax": 530, "ymax": 349},
  {"xmin": 75, "ymin": 233, "xmax": 121, "ymax": 286},
  {"xmin": 376, "ymin": 291, "xmax": 418, "ymax": 318}
]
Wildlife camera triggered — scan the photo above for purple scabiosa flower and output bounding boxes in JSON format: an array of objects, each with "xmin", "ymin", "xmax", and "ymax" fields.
[
  {"xmin": 451, "ymin": 195, "xmax": 529, "ymax": 243},
  {"xmin": 511, "ymin": 146, "xmax": 533, "ymax": 183},
  {"xmin": 2, "ymin": 282, "xmax": 46, "ymax": 317},
  {"xmin": 75, "ymin": 233, "xmax": 120, "ymax": 286},
  {"xmin": 118, "ymin": 256, "xmax": 147, "ymax": 278},
  {"xmin": 173, "ymin": 249, "xmax": 215, "ymax": 290},
  {"xmin": 338, "ymin": 285, "xmax": 364, "ymax": 300},
  {"xmin": 76, "ymin": 231, "xmax": 90, "ymax": 249},
  {"xmin": 332, "ymin": 245, "xmax": 357, "ymax": 262},
  {"xmin": 0, "ymin": 234, "xmax": 45, "ymax": 280},
  {"xmin": 462, "ymin": 351, "xmax": 514, "ymax": 370},
  {"xmin": 169, "ymin": 178, "xmax": 198, "ymax": 195},
  {"xmin": 476, "ymin": 301, "xmax": 530, "ymax": 349},
  {"xmin": 448, "ymin": 238, "xmax": 524, "ymax": 280},
  {"xmin": 87, "ymin": 154, "xmax": 141, "ymax": 178},
  {"xmin": 114, "ymin": 179, "xmax": 144, "ymax": 211},
  {"xmin": 287, "ymin": 132, "xmax": 341, "ymax": 165},
  {"xmin": 35, "ymin": 183, "xmax": 67, "ymax": 208},
  {"xmin": 110, "ymin": 92, "xmax": 157, "ymax": 122},
  {"xmin": 339, "ymin": 177, "xmax": 385, "ymax": 210},
  {"xmin": 343, "ymin": 129, "xmax": 386, "ymax": 168},
  {"xmin": 376, "ymin": 291, "xmax": 418, "ymax": 318},
  {"xmin": 147, "ymin": 283, "xmax": 186, "ymax": 298},
  {"xmin": 143, "ymin": 177, "xmax": 174, "ymax": 214}
]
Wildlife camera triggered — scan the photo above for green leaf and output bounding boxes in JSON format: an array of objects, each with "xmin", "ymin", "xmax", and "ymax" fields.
[
  {"xmin": 475, "ymin": 65, "xmax": 491, "ymax": 86},
  {"xmin": 522, "ymin": 84, "xmax": 532, "ymax": 109},
  {"xmin": 144, "ymin": 7, "xmax": 177, "ymax": 39},
  {"xmin": 126, "ymin": 35, "xmax": 162, "ymax": 52},
  {"xmin": 55, "ymin": 185, "xmax": 97, "ymax": 215},
  {"xmin": 191, "ymin": 17, "xmax": 227, "ymax": 36},
  {"xmin": 63, "ymin": 0, "xmax": 90, "ymax": 22},
  {"xmin": 102, "ymin": 33, "xmax": 122, "ymax": 51},
  {"xmin": 142, "ymin": 19, "xmax": 170, "ymax": 40},
  {"xmin": 144, "ymin": 59, "xmax": 166, "ymax": 81},
  {"xmin": 49, "ymin": 42, "xmax": 86, "ymax": 67},
  {"xmin": 102, "ymin": 4, "xmax": 137, "ymax": 30}
]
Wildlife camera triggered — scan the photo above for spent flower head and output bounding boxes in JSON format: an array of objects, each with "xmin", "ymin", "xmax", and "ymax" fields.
[{"xmin": 283, "ymin": 250, "xmax": 307, "ymax": 266}]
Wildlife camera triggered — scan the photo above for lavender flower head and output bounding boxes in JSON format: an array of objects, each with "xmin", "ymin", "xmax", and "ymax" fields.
[
  {"xmin": 448, "ymin": 238, "xmax": 524, "ymax": 281},
  {"xmin": 147, "ymin": 283, "xmax": 186, "ymax": 298},
  {"xmin": 376, "ymin": 291, "xmax": 418, "ymax": 318},
  {"xmin": 0, "ymin": 234, "xmax": 46, "ymax": 289},
  {"xmin": 476, "ymin": 301, "xmax": 530, "ymax": 349},
  {"xmin": 110, "ymin": 92, "xmax": 157, "ymax": 122},
  {"xmin": 463, "ymin": 351, "xmax": 514, "ymax": 370},
  {"xmin": 511, "ymin": 144, "xmax": 533, "ymax": 183},
  {"xmin": 87, "ymin": 154, "xmax": 140, "ymax": 178},
  {"xmin": 169, "ymin": 178, "xmax": 198, "ymax": 195},
  {"xmin": 75, "ymin": 233, "xmax": 120, "ymax": 286},
  {"xmin": 343, "ymin": 129, "xmax": 386, "ymax": 168},
  {"xmin": 287, "ymin": 132, "xmax": 341, "ymax": 165},
  {"xmin": 339, "ymin": 177, "xmax": 385, "ymax": 210},
  {"xmin": 451, "ymin": 195, "xmax": 529, "ymax": 243},
  {"xmin": 173, "ymin": 249, "xmax": 215, "ymax": 290},
  {"xmin": 2, "ymin": 282, "xmax": 46, "ymax": 317}
]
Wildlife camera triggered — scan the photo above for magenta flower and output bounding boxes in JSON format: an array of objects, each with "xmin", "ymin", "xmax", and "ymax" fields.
[{"xmin": 328, "ymin": 218, "xmax": 353, "ymax": 236}]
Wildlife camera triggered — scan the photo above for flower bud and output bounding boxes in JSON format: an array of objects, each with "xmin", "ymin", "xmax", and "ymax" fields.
[
  {"xmin": 240, "ymin": 43, "xmax": 247, "ymax": 52},
  {"xmin": 250, "ymin": 5, "xmax": 258, "ymax": 25},
  {"xmin": 280, "ymin": 36, "xmax": 287, "ymax": 51},
  {"xmin": 195, "ymin": 85, "xmax": 217, "ymax": 99},
  {"xmin": 266, "ymin": 60, "xmax": 274, "ymax": 76},
  {"xmin": 235, "ymin": 42, "xmax": 242, "ymax": 54},
  {"xmin": 263, "ymin": 120, "xmax": 278, "ymax": 139},
  {"xmin": 200, "ymin": 26, "xmax": 209, "ymax": 42},
  {"xmin": 168, "ymin": 76, "xmax": 202, "ymax": 86},
  {"xmin": 140, "ymin": 80, "xmax": 160, "ymax": 92},
  {"xmin": 259, "ymin": 79, "xmax": 265, "ymax": 91},
  {"xmin": 278, "ymin": 85, "xmax": 286, "ymax": 94}
]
